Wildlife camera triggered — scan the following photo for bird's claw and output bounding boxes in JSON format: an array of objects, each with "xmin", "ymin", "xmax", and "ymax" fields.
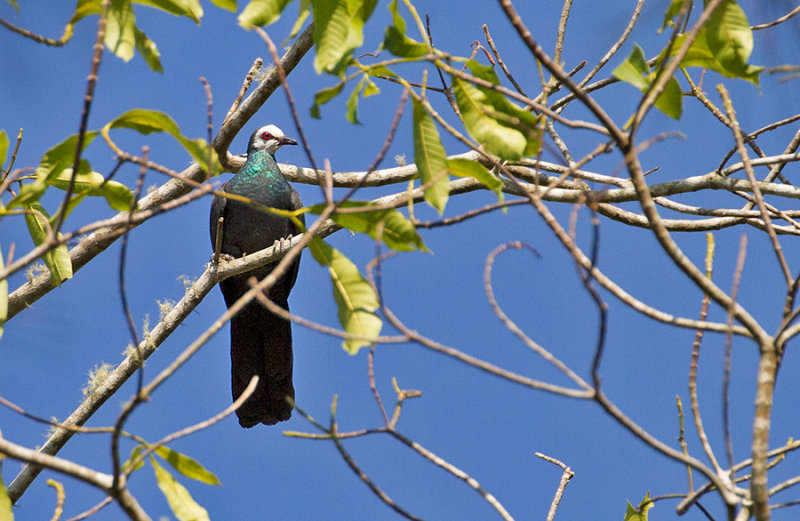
[
  {"xmin": 272, "ymin": 235, "xmax": 293, "ymax": 256},
  {"xmin": 211, "ymin": 252, "xmax": 236, "ymax": 264}
]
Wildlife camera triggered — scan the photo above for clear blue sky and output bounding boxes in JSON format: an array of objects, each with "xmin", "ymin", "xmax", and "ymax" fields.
[{"xmin": 2, "ymin": 1, "xmax": 800, "ymax": 520}]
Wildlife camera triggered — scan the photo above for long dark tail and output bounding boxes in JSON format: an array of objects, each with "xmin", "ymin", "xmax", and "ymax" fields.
[{"xmin": 223, "ymin": 277, "xmax": 294, "ymax": 428}]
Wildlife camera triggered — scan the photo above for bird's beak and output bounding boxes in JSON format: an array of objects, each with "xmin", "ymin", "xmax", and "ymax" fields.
[{"xmin": 279, "ymin": 136, "xmax": 298, "ymax": 146}]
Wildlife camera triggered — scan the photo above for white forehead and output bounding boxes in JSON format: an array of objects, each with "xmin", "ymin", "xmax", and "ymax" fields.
[{"xmin": 257, "ymin": 124, "xmax": 285, "ymax": 138}]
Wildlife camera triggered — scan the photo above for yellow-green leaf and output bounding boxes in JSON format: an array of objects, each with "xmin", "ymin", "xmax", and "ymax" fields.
[
  {"xmin": 152, "ymin": 457, "xmax": 210, "ymax": 521},
  {"xmin": 7, "ymin": 131, "xmax": 99, "ymax": 208},
  {"xmin": 453, "ymin": 77, "xmax": 527, "ymax": 160},
  {"xmin": 106, "ymin": 109, "xmax": 221, "ymax": 175},
  {"xmin": 308, "ymin": 201, "xmax": 427, "ymax": 252},
  {"xmin": 446, "ymin": 158, "xmax": 503, "ymax": 202},
  {"xmin": 50, "ymin": 168, "xmax": 135, "ymax": 212},
  {"xmin": 311, "ymin": 0, "xmax": 377, "ymax": 74},
  {"xmin": 670, "ymin": 1, "xmax": 762, "ymax": 85},
  {"xmin": 211, "ymin": 0, "xmax": 237, "ymax": 12},
  {"xmin": 613, "ymin": 44, "xmax": 683, "ymax": 119},
  {"xmin": 624, "ymin": 492, "xmax": 653, "ymax": 521},
  {"xmin": 310, "ymin": 81, "xmax": 345, "ymax": 119},
  {"xmin": 346, "ymin": 76, "xmax": 366, "ymax": 124},
  {"xmin": 106, "ymin": 0, "xmax": 136, "ymax": 62},
  {"xmin": 462, "ymin": 60, "xmax": 541, "ymax": 156},
  {"xmin": 0, "ymin": 460, "xmax": 12, "ymax": 521},
  {"xmin": 309, "ymin": 238, "xmax": 381, "ymax": 354},
  {"xmin": 659, "ymin": 0, "xmax": 688, "ymax": 33},
  {"xmin": 655, "ymin": 76, "xmax": 682, "ymax": 120},
  {"xmin": 412, "ymin": 97, "xmax": 449, "ymax": 214},
  {"xmin": 287, "ymin": 0, "xmax": 310, "ymax": 40},
  {"xmin": 154, "ymin": 446, "xmax": 221, "ymax": 485},
  {"xmin": 238, "ymin": 0, "xmax": 293, "ymax": 28},
  {"xmin": 133, "ymin": 0, "xmax": 203, "ymax": 22},
  {"xmin": 612, "ymin": 44, "xmax": 650, "ymax": 91},
  {"xmin": 0, "ymin": 130, "xmax": 8, "ymax": 171},
  {"xmin": 382, "ymin": 0, "xmax": 428, "ymax": 58},
  {"xmin": 124, "ymin": 445, "xmax": 147, "ymax": 473},
  {"xmin": 23, "ymin": 203, "xmax": 73, "ymax": 285},
  {"xmin": 134, "ymin": 26, "xmax": 163, "ymax": 73},
  {"xmin": 36, "ymin": 132, "xmax": 99, "ymax": 183}
]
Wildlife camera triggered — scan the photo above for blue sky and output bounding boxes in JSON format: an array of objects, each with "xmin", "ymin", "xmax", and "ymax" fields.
[{"xmin": 2, "ymin": 1, "xmax": 800, "ymax": 520}]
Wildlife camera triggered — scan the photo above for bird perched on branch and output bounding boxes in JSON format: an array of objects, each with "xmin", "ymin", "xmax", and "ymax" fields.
[{"xmin": 210, "ymin": 124, "xmax": 304, "ymax": 427}]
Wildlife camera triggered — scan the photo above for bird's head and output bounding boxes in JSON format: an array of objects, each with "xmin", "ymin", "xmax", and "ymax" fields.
[{"xmin": 248, "ymin": 124, "xmax": 298, "ymax": 155}]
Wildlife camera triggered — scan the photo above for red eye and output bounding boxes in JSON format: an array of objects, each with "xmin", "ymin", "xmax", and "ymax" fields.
[{"xmin": 261, "ymin": 132, "xmax": 273, "ymax": 140}]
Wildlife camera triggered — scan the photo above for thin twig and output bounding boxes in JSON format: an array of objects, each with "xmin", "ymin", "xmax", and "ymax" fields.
[
  {"xmin": 222, "ymin": 58, "xmax": 263, "ymax": 130},
  {"xmin": 751, "ymin": 5, "xmax": 800, "ymax": 30},
  {"xmin": 719, "ymin": 85, "xmax": 791, "ymax": 286},
  {"xmin": 535, "ymin": 452, "xmax": 574, "ymax": 521},
  {"xmin": 54, "ymin": 0, "xmax": 110, "ymax": 235},
  {"xmin": 0, "ymin": 16, "xmax": 71, "ymax": 46},
  {"xmin": 64, "ymin": 497, "xmax": 113, "ymax": 521},
  {"xmin": 484, "ymin": 242, "xmax": 591, "ymax": 392},
  {"xmin": 577, "ymin": 0, "xmax": 645, "ymax": 88},
  {"xmin": 724, "ymin": 235, "xmax": 747, "ymax": 476}
]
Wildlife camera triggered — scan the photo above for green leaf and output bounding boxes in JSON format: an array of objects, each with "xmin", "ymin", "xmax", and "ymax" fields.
[
  {"xmin": 463, "ymin": 60, "xmax": 541, "ymax": 156},
  {"xmin": 308, "ymin": 201, "xmax": 427, "ymax": 252},
  {"xmin": 238, "ymin": 0, "xmax": 293, "ymax": 28},
  {"xmin": 49, "ymin": 168, "xmax": 135, "ymax": 212},
  {"xmin": 0, "ymin": 244, "xmax": 7, "ymax": 341},
  {"xmin": 310, "ymin": 82, "xmax": 345, "ymax": 119},
  {"xmin": 446, "ymin": 158, "xmax": 503, "ymax": 202},
  {"xmin": 70, "ymin": 0, "xmax": 102, "ymax": 24},
  {"xmin": 382, "ymin": 0, "xmax": 428, "ymax": 58},
  {"xmin": 8, "ymin": 181, "xmax": 47, "ymax": 208},
  {"xmin": 706, "ymin": 0, "xmax": 752, "ymax": 70},
  {"xmin": 133, "ymin": 0, "xmax": 203, "ymax": 22},
  {"xmin": 102, "ymin": 181, "xmax": 137, "ymax": 211},
  {"xmin": 612, "ymin": 44, "xmax": 650, "ymax": 91},
  {"xmin": 8, "ymin": 132, "xmax": 99, "ymax": 208},
  {"xmin": 365, "ymin": 64, "xmax": 397, "ymax": 79},
  {"xmin": 345, "ymin": 76, "xmax": 366, "ymax": 124},
  {"xmin": 613, "ymin": 45, "xmax": 683, "ymax": 119},
  {"xmin": 453, "ymin": 77, "xmax": 528, "ymax": 160},
  {"xmin": 154, "ymin": 446, "xmax": 221, "ymax": 485},
  {"xmin": 5, "ymin": 0, "xmax": 19, "ymax": 13},
  {"xmin": 655, "ymin": 76, "xmax": 682, "ymax": 120},
  {"xmin": 660, "ymin": 0, "xmax": 688, "ymax": 33},
  {"xmin": 124, "ymin": 445, "xmax": 147, "ymax": 473},
  {"xmin": 287, "ymin": 0, "xmax": 310, "ymax": 40},
  {"xmin": 671, "ymin": 1, "xmax": 762, "ymax": 85},
  {"xmin": 106, "ymin": 0, "xmax": 136, "ymax": 62},
  {"xmin": 211, "ymin": 0, "xmax": 237, "ymax": 11},
  {"xmin": 624, "ymin": 492, "xmax": 653, "ymax": 521},
  {"xmin": 134, "ymin": 27, "xmax": 163, "ymax": 73},
  {"xmin": 24, "ymin": 203, "xmax": 73, "ymax": 285},
  {"xmin": 311, "ymin": 0, "xmax": 377, "ymax": 74},
  {"xmin": 107, "ymin": 109, "xmax": 221, "ymax": 175},
  {"xmin": 0, "ymin": 130, "xmax": 8, "ymax": 171},
  {"xmin": 36, "ymin": 133, "xmax": 99, "ymax": 183},
  {"xmin": 152, "ymin": 457, "xmax": 210, "ymax": 521},
  {"xmin": 309, "ymin": 238, "xmax": 382, "ymax": 354},
  {"xmin": 0, "ymin": 461, "xmax": 12, "ymax": 521},
  {"xmin": 362, "ymin": 77, "xmax": 380, "ymax": 97},
  {"xmin": 412, "ymin": 97, "xmax": 449, "ymax": 214}
]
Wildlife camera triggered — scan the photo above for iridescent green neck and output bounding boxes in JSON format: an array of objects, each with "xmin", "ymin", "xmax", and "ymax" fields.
[{"xmin": 227, "ymin": 149, "xmax": 291, "ymax": 202}]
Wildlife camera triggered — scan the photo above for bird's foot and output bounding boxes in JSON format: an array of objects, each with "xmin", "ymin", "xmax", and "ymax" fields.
[
  {"xmin": 272, "ymin": 235, "xmax": 293, "ymax": 257},
  {"xmin": 210, "ymin": 252, "xmax": 236, "ymax": 264}
]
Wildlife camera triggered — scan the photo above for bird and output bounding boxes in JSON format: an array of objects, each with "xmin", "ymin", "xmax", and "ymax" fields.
[{"xmin": 210, "ymin": 124, "xmax": 304, "ymax": 428}]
